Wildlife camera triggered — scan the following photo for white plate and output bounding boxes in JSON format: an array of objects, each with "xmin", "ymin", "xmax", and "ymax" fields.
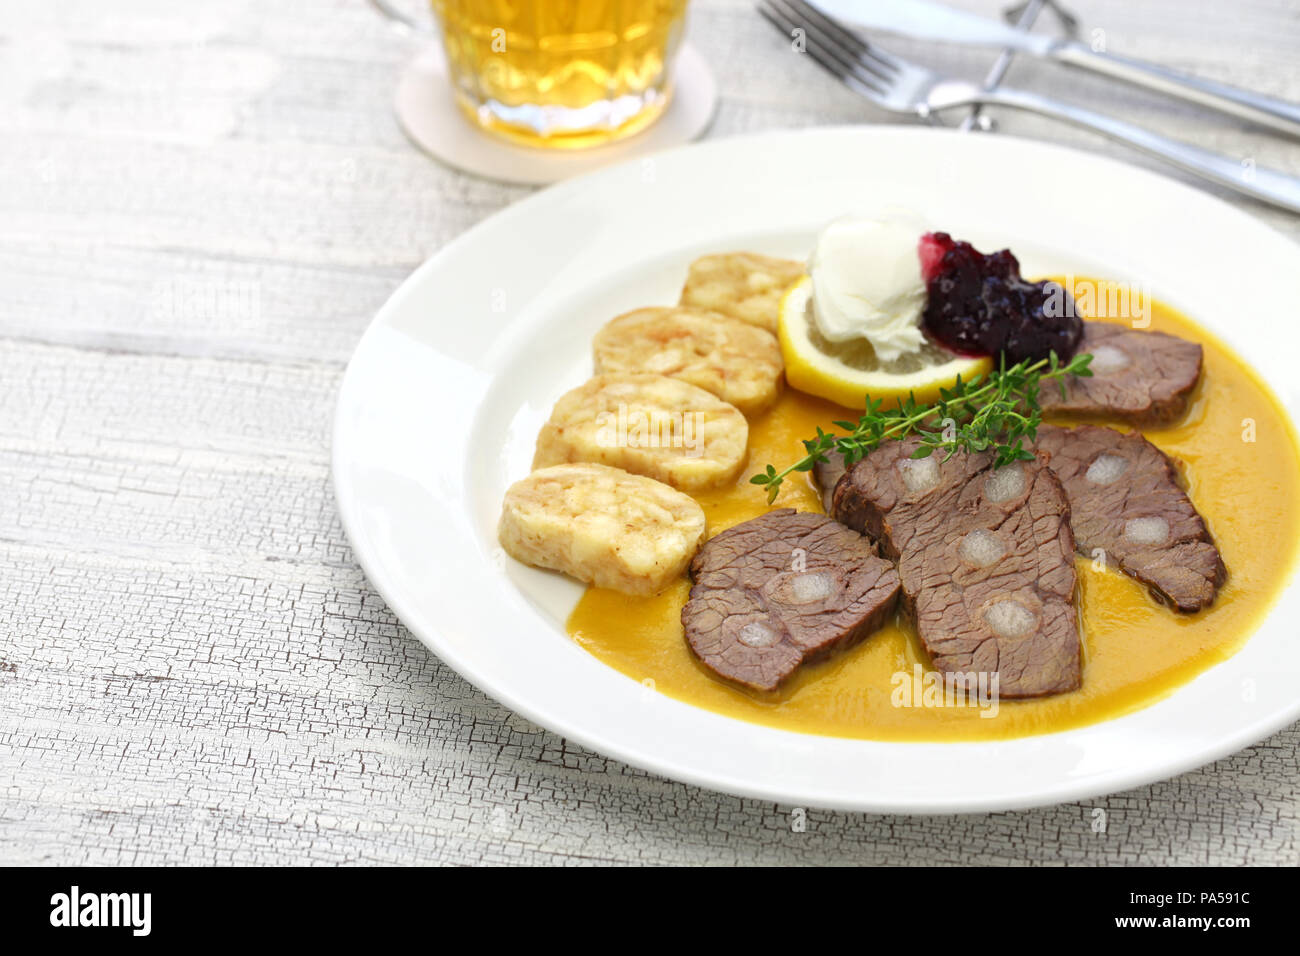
[{"xmin": 333, "ymin": 126, "xmax": 1300, "ymax": 813}]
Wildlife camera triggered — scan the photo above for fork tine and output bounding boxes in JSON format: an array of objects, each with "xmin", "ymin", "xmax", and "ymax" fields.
[
  {"xmin": 780, "ymin": 0, "xmax": 904, "ymax": 78},
  {"xmin": 760, "ymin": 0, "xmax": 895, "ymax": 92},
  {"xmin": 757, "ymin": 0, "xmax": 889, "ymax": 98},
  {"xmin": 764, "ymin": 0, "xmax": 898, "ymax": 88}
]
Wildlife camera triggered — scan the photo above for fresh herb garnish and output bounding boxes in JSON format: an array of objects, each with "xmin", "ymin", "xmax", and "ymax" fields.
[{"xmin": 751, "ymin": 351, "xmax": 1094, "ymax": 503}]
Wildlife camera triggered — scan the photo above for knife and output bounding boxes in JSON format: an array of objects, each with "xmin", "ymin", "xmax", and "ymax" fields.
[
  {"xmin": 960, "ymin": 0, "xmax": 1050, "ymax": 132},
  {"xmin": 810, "ymin": 0, "xmax": 1300, "ymax": 138}
]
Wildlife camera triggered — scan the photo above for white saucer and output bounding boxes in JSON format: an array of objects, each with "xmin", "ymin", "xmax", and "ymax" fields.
[{"xmin": 394, "ymin": 43, "xmax": 718, "ymax": 186}]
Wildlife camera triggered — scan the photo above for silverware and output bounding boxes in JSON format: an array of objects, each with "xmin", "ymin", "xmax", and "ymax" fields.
[
  {"xmin": 959, "ymin": 0, "xmax": 1059, "ymax": 133},
  {"xmin": 758, "ymin": 0, "xmax": 1300, "ymax": 214},
  {"xmin": 808, "ymin": 0, "xmax": 1300, "ymax": 138}
]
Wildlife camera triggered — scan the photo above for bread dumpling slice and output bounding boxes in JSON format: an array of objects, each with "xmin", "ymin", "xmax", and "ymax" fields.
[
  {"xmin": 499, "ymin": 463, "xmax": 706, "ymax": 595},
  {"xmin": 533, "ymin": 373, "xmax": 748, "ymax": 492},
  {"xmin": 593, "ymin": 306, "xmax": 783, "ymax": 416},
  {"xmin": 679, "ymin": 252, "xmax": 806, "ymax": 334}
]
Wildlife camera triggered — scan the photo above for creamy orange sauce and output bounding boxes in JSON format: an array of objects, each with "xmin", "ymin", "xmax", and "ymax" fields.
[{"xmin": 567, "ymin": 285, "xmax": 1300, "ymax": 740}]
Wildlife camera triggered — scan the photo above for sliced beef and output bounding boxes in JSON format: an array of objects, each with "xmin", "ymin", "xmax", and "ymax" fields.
[
  {"xmin": 1032, "ymin": 424, "xmax": 1225, "ymax": 612},
  {"xmin": 682, "ymin": 509, "xmax": 900, "ymax": 693},
  {"xmin": 812, "ymin": 449, "xmax": 848, "ymax": 513},
  {"xmin": 1038, "ymin": 321, "xmax": 1202, "ymax": 424},
  {"xmin": 831, "ymin": 443, "xmax": 1081, "ymax": 698}
]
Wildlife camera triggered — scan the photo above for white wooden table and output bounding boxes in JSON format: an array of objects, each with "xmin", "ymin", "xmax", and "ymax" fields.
[{"xmin": 2, "ymin": 0, "xmax": 1297, "ymax": 866}]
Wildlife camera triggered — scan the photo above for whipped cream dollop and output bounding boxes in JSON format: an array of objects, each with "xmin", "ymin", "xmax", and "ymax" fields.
[{"xmin": 807, "ymin": 215, "xmax": 928, "ymax": 362}]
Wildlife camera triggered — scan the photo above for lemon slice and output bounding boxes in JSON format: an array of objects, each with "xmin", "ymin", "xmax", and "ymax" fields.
[{"xmin": 778, "ymin": 276, "xmax": 992, "ymax": 409}]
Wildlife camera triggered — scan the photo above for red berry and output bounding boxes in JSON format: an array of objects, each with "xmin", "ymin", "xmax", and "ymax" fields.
[{"xmin": 917, "ymin": 232, "xmax": 951, "ymax": 283}]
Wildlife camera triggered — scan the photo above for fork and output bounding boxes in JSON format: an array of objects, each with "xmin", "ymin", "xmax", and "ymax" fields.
[{"xmin": 758, "ymin": 0, "xmax": 1300, "ymax": 214}]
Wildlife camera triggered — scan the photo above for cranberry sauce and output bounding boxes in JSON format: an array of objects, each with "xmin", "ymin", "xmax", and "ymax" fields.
[{"xmin": 918, "ymin": 232, "xmax": 1082, "ymax": 364}]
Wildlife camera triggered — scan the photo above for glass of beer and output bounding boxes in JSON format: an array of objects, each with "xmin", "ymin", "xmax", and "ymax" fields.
[{"xmin": 427, "ymin": 1, "xmax": 689, "ymax": 149}]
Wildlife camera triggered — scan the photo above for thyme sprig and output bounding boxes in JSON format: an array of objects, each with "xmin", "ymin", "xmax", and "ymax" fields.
[{"xmin": 751, "ymin": 351, "xmax": 1094, "ymax": 504}]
